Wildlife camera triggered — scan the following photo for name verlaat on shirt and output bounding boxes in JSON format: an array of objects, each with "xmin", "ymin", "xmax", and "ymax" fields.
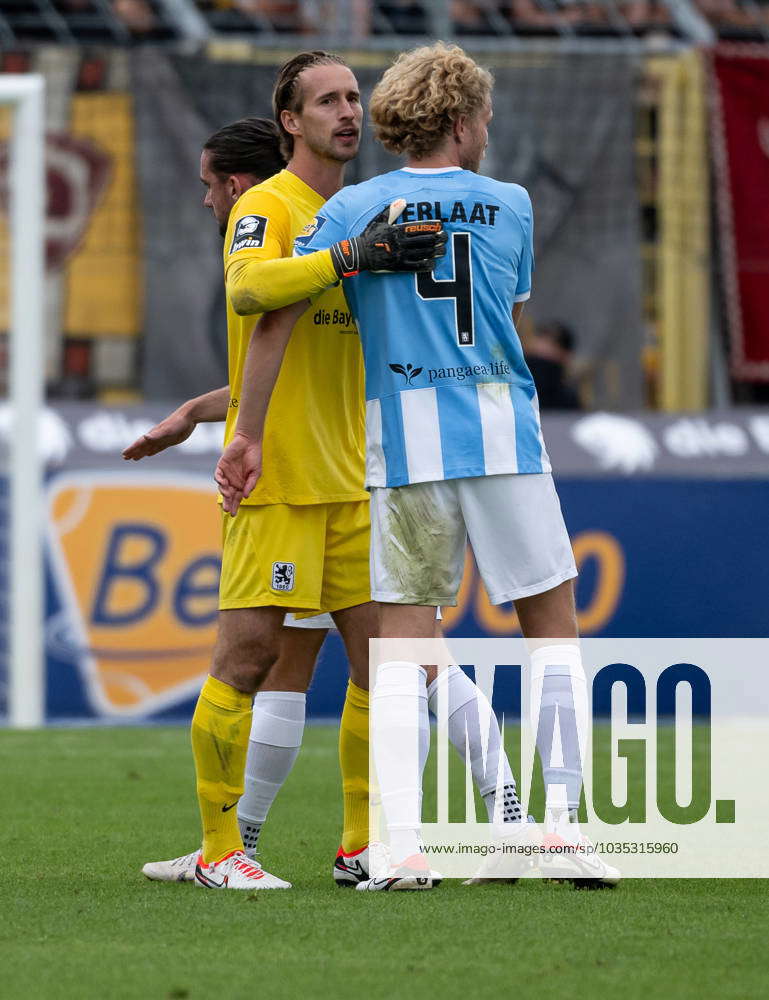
[{"xmin": 399, "ymin": 201, "xmax": 501, "ymax": 226}]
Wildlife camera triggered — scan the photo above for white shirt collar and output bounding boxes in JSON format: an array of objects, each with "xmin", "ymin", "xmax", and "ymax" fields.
[{"xmin": 401, "ymin": 166, "xmax": 464, "ymax": 174}]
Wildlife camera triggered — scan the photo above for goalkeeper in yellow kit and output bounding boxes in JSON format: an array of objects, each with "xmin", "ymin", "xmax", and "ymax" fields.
[{"xmin": 129, "ymin": 52, "xmax": 445, "ymax": 890}]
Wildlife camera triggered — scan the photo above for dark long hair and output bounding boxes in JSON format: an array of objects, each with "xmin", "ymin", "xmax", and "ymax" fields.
[{"xmin": 203, "ymin": 116, "xmax": 285, "ymax": 180}]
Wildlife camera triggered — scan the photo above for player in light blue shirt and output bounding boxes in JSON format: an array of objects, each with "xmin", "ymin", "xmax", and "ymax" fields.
[
  {"xmin": 295, "ymin": 166, "xmax": 549, "ymax": 488},
  {"xmin": 217, "ymin": 42, "xmax": 619, "ymax": 890}
]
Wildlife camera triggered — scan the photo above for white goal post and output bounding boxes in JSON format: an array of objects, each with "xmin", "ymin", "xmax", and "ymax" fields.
[{"xmin": 0, "ymin": 75, "xmax": 45, "ymax": 728}]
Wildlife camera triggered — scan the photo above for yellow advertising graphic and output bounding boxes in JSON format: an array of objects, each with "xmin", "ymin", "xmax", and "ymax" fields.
[
  {"xmin": 47, "ymin": 473, "xmax": 220, "ymax": 716},
  {"xmin": 0, "ymin": 93, "xmax": 141, "ymax": 337},
  {"xmin": 65, "ymin": 93, "xmax": 142, "ymax": 337}
]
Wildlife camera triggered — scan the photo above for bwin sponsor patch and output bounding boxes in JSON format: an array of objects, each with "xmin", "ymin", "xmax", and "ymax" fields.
[{"xmin": 229, "ymin": 214, "xmax": 268, "ymax": 254}]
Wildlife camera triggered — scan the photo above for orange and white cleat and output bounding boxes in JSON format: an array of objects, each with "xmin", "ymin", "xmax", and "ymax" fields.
[
  {"xmin": 194, "ymin": 850, "xmax": 291, "ymax": 890},
  {"xmin": 356, "ymin": 853, "xmax": 440, "ymax": 892}
]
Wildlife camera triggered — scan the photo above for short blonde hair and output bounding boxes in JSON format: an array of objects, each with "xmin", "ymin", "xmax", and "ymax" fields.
[{"xmin": 370, "ymin": 43, "xmax": 493, "ymax": 159}]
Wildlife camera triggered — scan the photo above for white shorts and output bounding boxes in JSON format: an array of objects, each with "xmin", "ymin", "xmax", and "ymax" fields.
[
  {"xmin": 370, "ymin": 473, "xmax": 577, "ymax": 606},
  {"xmin": 283, "ymin": 612, "xmax": 336, "ymax": 630}
]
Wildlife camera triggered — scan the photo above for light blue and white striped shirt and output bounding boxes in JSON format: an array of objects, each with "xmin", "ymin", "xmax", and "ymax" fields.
[{"xmin": 295, "ymin": 167, "xmax": 551, "ymax": 488}]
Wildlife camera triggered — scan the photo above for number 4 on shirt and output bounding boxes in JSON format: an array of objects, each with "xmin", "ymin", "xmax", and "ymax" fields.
[{"xmin": 416, "ymin": 231, "xmax": 474, "ymax": 348}]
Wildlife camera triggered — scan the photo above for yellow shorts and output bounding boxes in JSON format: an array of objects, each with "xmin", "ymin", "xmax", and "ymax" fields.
[{"xmin": 219, "ymin": 499, "xmax": 371, "ymax": 615}]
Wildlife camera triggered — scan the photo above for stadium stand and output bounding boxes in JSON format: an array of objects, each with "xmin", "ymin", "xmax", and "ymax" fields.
[
  {"xmin": 0, "ymin": 0, "xmax": 764, "ymax": 40},
  {"xmin": 5, "ymin": 0, "xmax": 763, "ymax": 40},
  {"xmin": 695, "ymin": 0, "xmax": 769, "ymax": 39},
  {"xmin": 194, "ymin": 0, "xmax": 682, "ymax": 36},
  {"xmin": 0, "ymin": 0, "xmax": 766, "ymax": 409},
  {"xmin": 195, "ymin": 0, "xmax": 303, "ymax": 34},
  {"xmin": 0, "ymin": 0, "xmax": 179, "ymax": 43}
]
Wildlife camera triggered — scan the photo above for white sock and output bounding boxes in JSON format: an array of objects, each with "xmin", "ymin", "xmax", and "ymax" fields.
[
  {"xmin": 237, "ymin": 690, "xmax": 306, "ymax": 858},
  {"xmin": 530, "ymin": 644, "xmax": 587, "ymax": 844},
  {"xmin": 427, "ymin": 664, "xmax": 522, "ymax": 828},
  {"xmin": 371, "ymin": 661, "xmax": 429, "ymax": 864}
]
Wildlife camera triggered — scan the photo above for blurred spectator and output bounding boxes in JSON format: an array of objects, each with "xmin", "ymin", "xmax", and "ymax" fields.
[
  {"xmin": 452, "ymin": 1, "xmax": 501, "ymax": 33},
  {"xmin": 500, "ymin": 0, "xmax": 675, "ymax": 35},
  {"xmin": 524, "ymin": 320, "xmax": 582, "ymax": 410},
  {"xmin": 500, "ymin": 0, "xmax": 561, "ymax": 32},
  {"xmin": 695, "ymin": 0, "xmax": 769, "ymax": 37},
  {"xmin": 373, "ymin": 1, "xmax": 429, "ymax": 33},
  {"xmin": 230, "ymin": 0, "xmax": 300, "ymax": 30},
  {"xmin": 623, "ymin": 0, "xmax": 673, "ymax": 31},
  {"xmin": 196, "ymin": 0, "xmax": 333, "ymax": 32},
  {"xmin": 113, "ymin": 0, "xmax": 159, "ymax": 35}
]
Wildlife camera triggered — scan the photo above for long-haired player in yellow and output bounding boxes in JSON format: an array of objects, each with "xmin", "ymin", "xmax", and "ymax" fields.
[
  {"xmin": 126, "ymin": 52, "xmax": 445, "ymax": 890},
  {"xmin": 126, "ymin": 117, "xmax": 342, "ymax": 887}
]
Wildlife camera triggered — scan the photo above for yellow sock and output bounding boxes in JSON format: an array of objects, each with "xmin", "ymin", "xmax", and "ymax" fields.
[
  {"xmin": 339, "ymin": 680, "xmax": 370, "ymax": 853},
  {"xmin": 191, "ymin": 675, "xmax": 252, "ymax": 864}
]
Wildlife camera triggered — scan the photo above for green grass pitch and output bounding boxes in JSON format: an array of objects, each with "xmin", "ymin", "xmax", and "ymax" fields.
[{"xmin": 3, "ymin": 725, "xmax": 765, "ymax": 999}]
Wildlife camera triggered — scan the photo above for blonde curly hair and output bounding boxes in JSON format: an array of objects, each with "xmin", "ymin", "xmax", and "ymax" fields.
[{"xmin": 369, "ymin": 43, "xmax": 493, "ymax": 159}]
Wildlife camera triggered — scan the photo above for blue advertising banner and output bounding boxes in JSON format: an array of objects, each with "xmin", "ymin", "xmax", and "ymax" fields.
[{"xmin": 2, "ymin": 404, "xmax": 766, "ymax": 723}]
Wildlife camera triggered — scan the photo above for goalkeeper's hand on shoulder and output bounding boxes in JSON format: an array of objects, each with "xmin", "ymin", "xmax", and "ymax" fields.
[{"xmin": 329, "ymin": 207, "xmax": 447, "ymax": 278}]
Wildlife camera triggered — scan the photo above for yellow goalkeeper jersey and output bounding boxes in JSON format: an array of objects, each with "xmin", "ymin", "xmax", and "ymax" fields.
[{"xmin": 222, "ymin": 169, "xmax": 366, "ymax": 506}]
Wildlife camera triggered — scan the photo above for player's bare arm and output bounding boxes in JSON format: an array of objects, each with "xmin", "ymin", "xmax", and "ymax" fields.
[
  {"xmin": 228, "ymin": 208, "xmax": 446, "ymax": 316},
  {"xmin": 215, "ymin": 302, "xmax": 307, "ymax": 514},
  {"xmin": 513, "ymin": 301, "xmax": 526, "ymax": 326},
  {"xmin": 122, "ymin": 385, "xmax": 230, "ymax": 460}
]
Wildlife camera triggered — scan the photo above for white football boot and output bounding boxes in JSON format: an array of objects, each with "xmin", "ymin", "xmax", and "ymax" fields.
[
  {"xmin": 333, "ymin": 844, "xmax": 371, "ymax": 886},
  {"xmin": 194, "ymin": 850, "xmax": 291, "ymax": 890},
  {"xmin": 539, "ymin": 833, "xmax": 621, "ymax": 888},
  {"xmin": 356, "ymin": 853, "xmax": 440, "ymax": 892},
  {"xmin": 333, "ymin": 842, "xmax": 394, "ymax": 886},
  {"xmin": 142, "ymin": 848, "xmax": 199, "ymax": 883},
  {"xmin": 463, "ymin": 818, "xmax": 543, "ymax": 885}
]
